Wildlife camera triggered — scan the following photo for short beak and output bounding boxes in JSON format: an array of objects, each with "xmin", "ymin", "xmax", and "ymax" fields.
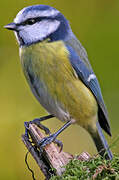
[{"xmin": 4, "ymin": 23, "xmax": 17, "ymax": 31}]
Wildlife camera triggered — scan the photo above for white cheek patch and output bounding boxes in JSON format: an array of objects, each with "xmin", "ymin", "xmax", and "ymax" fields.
[
  {"xmin": 87, "ymin": 74, "xmax": 96, "ymax": 82},
  {"xmin": 19, "ymin": 20, "xmax": 60, "ymax": 45},
  {"xmin": 36, "ymin": 20, "xmax": 60, "ymax": 40}
]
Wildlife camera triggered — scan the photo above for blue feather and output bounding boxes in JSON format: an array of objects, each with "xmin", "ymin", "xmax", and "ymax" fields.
[{"xmin": 65, "ymin": 44, "xmax": 111, "ymax": 136}]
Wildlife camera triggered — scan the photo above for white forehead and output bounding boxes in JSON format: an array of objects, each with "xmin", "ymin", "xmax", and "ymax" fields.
[{"xmin": 14, "ymin": 7, "xmax": 59, "ymax": 24}]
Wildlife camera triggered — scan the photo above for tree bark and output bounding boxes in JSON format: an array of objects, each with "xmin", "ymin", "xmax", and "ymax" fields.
[{"xmin": 22, "ymin": 124, "xmax": 90, "ymax": 180}]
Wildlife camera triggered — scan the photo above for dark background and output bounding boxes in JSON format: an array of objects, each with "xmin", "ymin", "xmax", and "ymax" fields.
[{"xmin": 1, "ymin": 0, "xmax": 119, "ymax": 179}]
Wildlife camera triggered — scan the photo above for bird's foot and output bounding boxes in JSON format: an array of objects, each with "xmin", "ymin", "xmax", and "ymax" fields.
[
  {"xmin": 24, "ymin": 120, "xmax": 51, "ymax": 146},
  {"xmin": 24, "ymin": 115, "xmax": 54, "ymax": 138},
  {"xmin": 38, "ymin": 133, "xmax": 63, "ymax": 152},
  {"xmin": 24, "ymin": 118, "xmax": 51, "ymax": 140},
  {"xmin": 29, "ymin": 118, "xmax": 51, "ymax": 135}
]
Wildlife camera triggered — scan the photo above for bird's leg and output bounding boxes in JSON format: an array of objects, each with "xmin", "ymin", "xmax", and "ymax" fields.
[
  {"xmin": 38, "ymin": 120, "xmax": 72, "ymax": 152},
  {"xmin": 24, "ymin": 114, "xmax": 54, "ymax": 139}
]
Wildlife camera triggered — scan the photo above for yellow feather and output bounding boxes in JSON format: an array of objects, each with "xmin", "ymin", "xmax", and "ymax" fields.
[{"xmin": 20, "ymin": 40, "xmax": 98, "ymax": 130}]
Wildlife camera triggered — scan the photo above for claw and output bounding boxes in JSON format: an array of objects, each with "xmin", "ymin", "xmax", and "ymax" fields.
[
  {"xmin": 24, "ymin": 121, "xmax": 30, "ymax": 139},
  {"xmin": 29, "ymin": 118, "xmax": 51, "ymax": 135},
  {"xmin": 38, "ymin": 134, "xmax": 55, "ymax": 147},
  {"xmin": 38, "ymin": 134, "xmax": 63, "ymax": 152},
  {"xmin": 54, "ymin": 139, "xmax": 63, "ymax": 152},
  {"xmin": 24, "ymin": 115, "xmax": 54, "ymax": 141}
]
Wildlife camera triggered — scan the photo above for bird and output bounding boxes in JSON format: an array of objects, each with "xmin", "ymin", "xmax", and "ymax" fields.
[{"xmin": 5, "ymin": 4, "xmax": 113, "ymax": 160}]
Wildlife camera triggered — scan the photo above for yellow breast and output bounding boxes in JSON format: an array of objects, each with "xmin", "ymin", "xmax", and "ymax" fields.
[{"xmin": 20, "ymin": 40, "xmax": 98, "ymax": 129}]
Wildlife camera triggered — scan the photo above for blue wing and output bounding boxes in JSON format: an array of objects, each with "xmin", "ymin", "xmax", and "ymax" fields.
[{"xmin": 65, "ymin": 39, "xmax": 111, "ymax": 136}]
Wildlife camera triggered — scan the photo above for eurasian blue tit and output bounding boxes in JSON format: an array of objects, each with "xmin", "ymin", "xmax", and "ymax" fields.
[{"xmin": 5, "ymin": 5, "xmax": 113, "ymax": 160}]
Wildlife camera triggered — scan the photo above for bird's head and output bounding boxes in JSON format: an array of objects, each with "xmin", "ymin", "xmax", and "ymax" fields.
[{"xmin": 4, "ymin": 5, "xmax": 72, "ymax": 46}]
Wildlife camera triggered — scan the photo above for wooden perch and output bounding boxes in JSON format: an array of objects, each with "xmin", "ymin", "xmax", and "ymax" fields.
[{"xmin": 22, "ymin": 124, "xmax": 91, "ymax": 180}]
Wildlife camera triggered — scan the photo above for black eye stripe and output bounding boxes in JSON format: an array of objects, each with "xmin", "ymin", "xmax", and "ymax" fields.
[
  {"xmin": 26, "ymin": 19, "xmax": 36, "ymax": 25},
  {"xmin": 17, "ymin": 17, "xmax": 54, "ymax": 26}
]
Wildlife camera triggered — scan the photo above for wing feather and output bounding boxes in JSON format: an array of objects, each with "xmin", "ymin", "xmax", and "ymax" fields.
[{"xmin": 65, "ymin": 38, "xmax": 111, "ymax": 136}]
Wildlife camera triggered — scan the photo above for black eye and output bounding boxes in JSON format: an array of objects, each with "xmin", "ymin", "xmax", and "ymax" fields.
[{"xmin": 25, "ymin": 19, "xmax": 36, "ymax": 25}]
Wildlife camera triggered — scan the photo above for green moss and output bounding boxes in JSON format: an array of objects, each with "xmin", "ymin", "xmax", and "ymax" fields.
[{"xmin": 50, "ymin": 155, "xmax": 119, "ymax": 180}]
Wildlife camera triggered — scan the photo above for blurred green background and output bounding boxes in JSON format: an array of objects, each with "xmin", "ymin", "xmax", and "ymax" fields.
[{"xmin": 1, "ymin": 0, "xmax": 119, "ymax": 179}]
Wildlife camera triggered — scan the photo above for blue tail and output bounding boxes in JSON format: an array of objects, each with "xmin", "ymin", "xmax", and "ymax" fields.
[{"xmin": 90, "ymin": 122, "xmax": 113, "ymax": 160}]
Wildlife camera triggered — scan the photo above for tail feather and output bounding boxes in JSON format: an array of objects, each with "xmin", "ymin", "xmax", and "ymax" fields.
[
  {"xmin": 98, "ymin": 106, "xmax": 112, "ymax": 136},
  {"xmin": 90, "ymin": 122, "xmax": 113, "ymax": 160}
]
